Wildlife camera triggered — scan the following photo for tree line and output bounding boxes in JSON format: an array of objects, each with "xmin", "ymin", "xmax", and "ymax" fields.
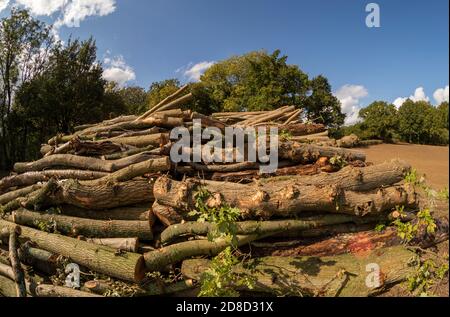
[{"xmin": 333, "ymin": 100, "xmax": 449, "ymax": 145}]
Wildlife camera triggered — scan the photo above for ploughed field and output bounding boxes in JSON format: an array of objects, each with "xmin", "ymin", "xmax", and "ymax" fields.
[{"xmin": 358, "ymin": 143, "xmax": 449, "ymax": 191}]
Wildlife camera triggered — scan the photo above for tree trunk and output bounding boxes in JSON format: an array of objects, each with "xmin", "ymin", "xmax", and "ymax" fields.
[
  {"xmin": 160, "ymin": 214, "xmax": 381, "ymax": 245},
  {"xmin": 191, "ymin": 112, "xmax": 226, "ymax": 131},
  {"xmin": 137, "ymin": 85, "xmax": 189, "ymax": 120},
  {"xmin": 0, "ymin": 220, "xmax": 145, "ymax": 282},
  {"xmin": 0, "ymin": 275, "xmax": 17, "ymax": 297},
  {"xmin": 152, "ymin": 201, "xmax": 183, "ymax": 226},
  {"xmin": 88, "ymin": 156, "xmax": 170, "ymax": 184},
  {"xmin": 141, "ymin": 115, "xmax": 184, "ymax": 129},
  {"xmin": 103, "ymin": 145, "xmax": 156, "ymax": 160},
  {"xmin": 14, "ymin": 152, "xmax": 158, "ymax": 174},
  {"xmin": 259, "ymin": 159, "xmax": 411, "ymax": 192},
  {"xmin": 58, "ymin": 204, "xmax": 150, "ymax": 221},
  {"xmin": 153, "ymin": 176, "xmax": 417, "ymax": 218},
  {"xmin": 279, "ymin": 141, "xmax": 366, "ymax": 163},
  {"xmin": 8, "ymin": 226, "xmax": 27, "ymax": 297},
  {"xmin": 0, "ymin": 170, "xmax": 108, "ymax": 194},
  {"xmin": 18, "ymin": 244, "xmax": 61, "ymax": 276},
  {"xmin": 181, "ymin": 245, "xmax": 418, "ymax": 297},
  {"xmin": 20, "ymin": 178, "xmax": 155, "ymax": 211},
  {"xmin": 35, "ymin": 284, "xmax": 102, "ymax": 297},
  {"xmin": 144, "ymin": 234, "xmax": 263, "ymax": 272},
  {"xmin": 152, "ymin": 93, "xmax": 193, "ymax": 114},
  {"xmin": 10, "ymin": 209, "xmax": 153, "ymax": 240},
  {"xmin": 0, "ymin": 184, "xmax": 42, "ymax": 205},
  {"xmin": 105, "ymin": 133, "xmax": 168, "ymax": 148},
  {"xmin": 210, "ymin": 163, "xmax": 323, "ymax": 183},
  {"xmin": 82, "ymin": 237, "xmax": 139, "ymax": 253}
]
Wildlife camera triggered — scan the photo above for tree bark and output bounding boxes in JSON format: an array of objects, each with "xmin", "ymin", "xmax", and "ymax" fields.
[
  {"xmin": 152, "ymin": 201, "xmax": 183, "ymax": 226},
  {"xmin": 210, "ymin": 163, "xmax": 323, "ymax": 183},
  {"xmin": 10, "ymin": 209, "xmax": 153, "ymax": 240},
  {"xmin": 0, "ymin": 275, "xmax": 17, "ymax": 297},
  {"xmin": 153, "ymin": 176, "xmax": 417, "ymax": 218},
  {"xmin": 191, "ymin": 112, "xmax": 226, "ymax": 131},
  {"xmin": 18, "ymin": 244, "xmax": 61, "ymax": 276},
  {"xmin": 0, "ymin": 184, "xmax": 42, "ymax": 205},
  {"xmin": 20, "ymin": 178, "xmax": 155, "ymax": 211},
  {"xmin": 278, "ymin": 141, "xmax": 366, "ymax": 163},
  {"xmin": 88, "ymin": 156, "xmax": 170, "ymax": 184},
  {"xmin": 144, "ymin": 234, "xmax": 270, "ymax": 272},
  {"xmin": 103, "ymin": 145, "xmax": 156, "ymax": 160},
  {"xmin": 160, "ymin": 214, "xmax": 379, "ymax": 245},
  {"xmin": 8, "ymin": 226, "xmax": 26, "ymax": 297},
  {"xmin": 141, "ymin": 115, "xmax": 184, "ymax": 129},
  {"xmin": 137, "ymin": 85, "xmax": 189, "ymax": 120},
  {"xmin": 35, "ymin": 284, "xmax": 102, "ymax": 297},
  {"xmin": 260, "ymin": 159, "xmax": 411, "ymax": 192},
  {"xmin": 58, "ymin": 205, "xmax": 150, "ymax": 221},
  {"xmin": 181, "ymin": 246, "xmax": 418, "ymax": 297},
  {"xmin": 0, "ymin": 220, "xmax": 145, "ymax": 282},
  {"xmin": 152, "ymin": 93, "xmax": 193, "ymax": 114},
  {"xmin": 14, "ymin": 152, "xmax": 158, "ymax": 174},
  {"xmin": 105, "ymin": 133, "xmax": 168, "ymax": 148},
  {"xmin": 82, "ymin": 237, "xmax": 139, "ymax": 253},
  {"xmin": 0, "ymin": 170, "xmax": 108, "ymax": 194},
  {"xmin": 240, "ymin": 106, "xmax": 295, "ymax": 126}
]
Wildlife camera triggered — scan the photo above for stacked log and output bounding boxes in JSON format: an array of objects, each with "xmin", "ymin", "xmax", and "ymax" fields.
[{"xmin": 0, "ymin": 87, "xmax": 446, "ymax": 297}]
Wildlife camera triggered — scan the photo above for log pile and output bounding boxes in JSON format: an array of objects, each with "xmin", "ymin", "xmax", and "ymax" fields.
[{"xmin": 0, "ymin": 86, "xmax": 447, "ymax": 297}]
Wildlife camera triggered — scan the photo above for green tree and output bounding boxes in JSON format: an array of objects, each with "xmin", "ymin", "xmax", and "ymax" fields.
[
  {"xmin": 193, "ymin": 50, "xmax": 343, "ymax": 125},
  {"xmin": 147, "ymin": 79, "xmax": 180, "ymax": 108},
  {"xmin": 397, "ymin": 100, "xmax": 434, "ymax": 144},
  {"xmin": 195, "ymin": 50, "xmax": 308, "ymax": 112},
  {"xmin": 104, "ymin": 82, "xmax": 147, "ymax": 115},
  {"xmin": 0, "ymin": 8, "xmax": 52, "ymax": 169},
  {"xmin": 14, "ymin": 38, "xmax": 114, "ymax": 161},
  {"xmin": 358, "ymin": 101, "xmax": 398, "ymax": 141},
  {"xmin": 304, "ymin": 75, "xmax": 344, "ymax": 127},
  {"xmin": 435, "ymin": 101, "xmax": 449, "ymax": 130}
]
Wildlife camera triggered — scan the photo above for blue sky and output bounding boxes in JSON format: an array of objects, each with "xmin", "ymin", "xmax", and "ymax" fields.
[{"xmin": 1, "ymin": 0, "xmax": 448, "ymax": 124}]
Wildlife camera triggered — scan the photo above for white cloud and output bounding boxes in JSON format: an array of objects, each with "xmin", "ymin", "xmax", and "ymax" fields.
[
  {"xmin": 15, "ymin": 0, "xmax": 65, "ymax": 15},
  {"xmin": 334, "ymin": 84, "xmax": 369, "ymax": 125},
  {"xmin": 184, "ymin": 61, "xmax": 215, "ymax": 82},
  {"xmin": 102, "ymin": 55, "xmax": 136, "ymax": 87},
  {"xmin": 433, "ymin": 85, "xmax": 449, "ymax": 104},
  {"xmin": 55, "ymin": 0, "xmax": 116, "ymax": 28},
  {"xmin": 15, "ymin": 0, "xmax": 116, "ymax": 28},
  {"xmin": 0, "ymin": 0, "xmax": 9, "ymax": 12},
  {"xmin": 393, "ymin": 87, "xmax": 430, "ymax": 108}
]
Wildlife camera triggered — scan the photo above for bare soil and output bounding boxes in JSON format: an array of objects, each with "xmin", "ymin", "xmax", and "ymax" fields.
[{"xmin": 357, "ymin": 143, "xmax": 449, "ymax": 190}]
